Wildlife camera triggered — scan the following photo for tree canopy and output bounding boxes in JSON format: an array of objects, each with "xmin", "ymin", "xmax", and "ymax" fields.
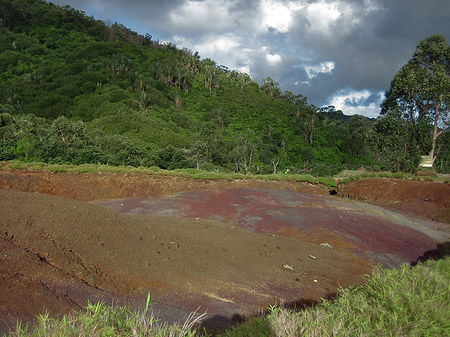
[
  {"xmin": 380, "ymin": 35, "xmax": 449, "ymax": 171},
  {"xmin": 1, "ymin": 0, "xmax": 448, "ymax": 174}
]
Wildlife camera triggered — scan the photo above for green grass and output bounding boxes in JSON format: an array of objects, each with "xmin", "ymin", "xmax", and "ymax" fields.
[
  {"xmin": 7, "ymin": 257, "xmax": 450, "ymax": 337},
  {"xmin": 337, "ymin": 169, "xmax": 441, "ymax": 184},
  {"xmin": 222, "ymin": 257, "xmax": 450, "ymax": 337},
  {"xmin": 8, "ymin": 294, "xmax": 206, "ymax": 337},
  {"xmin": 0, "ymin": 160, "xmax": 337, "ymax": 188},
  {"xmin": 3, "ymin": 160, "xmax": 445, "ymax": 188},
  {"xmin": 334, "ymin": 169, "xmax": 375, "ymax": 179}
]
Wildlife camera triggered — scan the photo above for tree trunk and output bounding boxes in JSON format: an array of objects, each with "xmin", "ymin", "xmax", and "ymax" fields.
[
  {"xmin": 272, "ymin": 157, "xmax": 279, "ymax": 174},
  {"xmin": 429, "ymin": 99, "xmax": 441, "ymax": 166}
]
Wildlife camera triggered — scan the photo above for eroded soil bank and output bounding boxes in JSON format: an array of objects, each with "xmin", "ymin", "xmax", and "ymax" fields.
[
  {"xmin": 0, "ymin": 169, "xmax": 328, "ymax": 201},
  {"xmin": 339, "ymin": 178, "xmax": 450, "ymax": 224},
  {"xmin": 1, "ymin": 168, "xmax": 449, "ymax": 334}
]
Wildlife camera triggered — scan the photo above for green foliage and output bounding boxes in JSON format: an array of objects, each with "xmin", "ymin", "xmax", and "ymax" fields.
[
  {"xmin": 8, "ymin": 296, "xmax": 204, "ymax": 337},
  {"xmin": 222, "ymin": 257, "xmax": 450, "ymax": 337},
  {"xmin": 309, "ymin": 164, "xmax": 343, "ymax": 177},
  {"xmin": 372, "ymin": 110, "xmax": 422, "ymax": 173},
  {"xmin": 337, "ymin": 170, "xmax": 443, "ymax": 184},
  {"xmin": 435, "ymin": 130, "xmax": 450, "ymax": 173},
  {"xmin": 380, "ymin": 35, "xmax": 449, "ymax": 172},
  {"xmin": 4, "ymin": 0, "xmax": 445, "ymax": 175}
]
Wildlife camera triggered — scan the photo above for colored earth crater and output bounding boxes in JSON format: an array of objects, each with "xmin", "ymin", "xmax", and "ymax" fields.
[{"xmin": 94, "ymin": 188, "xmax": 448, "ymax": 268}]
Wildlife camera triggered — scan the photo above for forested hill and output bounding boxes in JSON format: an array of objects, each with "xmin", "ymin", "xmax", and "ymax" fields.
[{"xmin": 1, "ymin": 0, "xmax": 446, "ymax": 175}]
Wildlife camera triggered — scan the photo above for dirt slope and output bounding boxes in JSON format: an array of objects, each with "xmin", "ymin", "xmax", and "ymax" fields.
[
  {"xmin": 1, "ymin": 169, "xmax": 449, "ymax": 334},
  {"xmin": 0, "ymin": 169, "xmax": 328, "ymax": 201},
  {"xmin": 339, "ymin": 178, "xmax": 450, "ymax": 224},
  {"xmin": 1, "ymin": 188, "xmax": 368, "ymax": 334},
  {"xmin": 94, "ymin": 188, "xmax": 447, "ymax": 266}
]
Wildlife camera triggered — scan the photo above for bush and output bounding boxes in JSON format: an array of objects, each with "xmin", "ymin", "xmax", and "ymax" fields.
[
  {"xmin": 391, "ymin": 172, "xmax": 407, "ymax": 179},
  {"xmin": 154, "ymin": 146, "xmax": 193, "ymax": 170},
  {"xmin": 0, "ymin": 140, "xmax": 16, "ymax": 160},
  {"xmin": 72, "ymin": 146, "xmax": 108, "ymax": 165},
  {"xmin": 309, "ymin": 164, "xmax": 342, "ymax": 177}
]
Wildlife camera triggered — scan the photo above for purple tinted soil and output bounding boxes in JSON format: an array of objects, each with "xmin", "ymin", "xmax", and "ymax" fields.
[{"xmin": 94, "ymin": 188, "xmax": 447, "ymax": 267}]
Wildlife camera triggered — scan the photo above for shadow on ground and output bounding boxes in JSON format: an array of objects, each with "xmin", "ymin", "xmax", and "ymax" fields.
[{"xmin": 413, "ymin": 241, "xmax": 450, "ymax": 265}]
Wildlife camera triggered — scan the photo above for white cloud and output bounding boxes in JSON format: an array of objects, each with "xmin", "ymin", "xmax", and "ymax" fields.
[
  {"xmin": 194, "ymin": 34, "xmax": 241, "ymax": 54},
  {"xmin": 299, "ymin": 1, "xmax": 363, "ymax": 38},
  {"xmin": 175, "ymin": 33, "xmax": 254, "ymax": 73},
  {"xmin": 266, "ymin": 53, "xmax": 282, "ymax": 64},
  {"xmin": 172, "ymin": 35, "xmax": 186, "ymax": 46},
  {"xmin": 261, "ymin": 0, "xmax": 291, "ymax": 33},
  {"xmin": 329, "ymin": 89, "xmax": 384, "ymax": 118},
  {"xmin": 238, "ymin": 65, "xmax": 251, "ymax": 75},
  {"xmin": 304, "ymin": 61, "xmax": 335, "ymax": 79},
  {"xmin": 260, "ymin": 0, "xmax": 304, "ymax": 33},
  {"xmin": 304, "ymin": 1, "xmax": 341, "ymax": 33},
  {"xmin": 169, "ymin": 0, "xmax": 235, "ymax": 32}
]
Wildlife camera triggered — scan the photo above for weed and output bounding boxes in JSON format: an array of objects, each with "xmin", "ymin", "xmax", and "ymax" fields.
[
  {"xmin": 8, "ymin": 295, "xmax": 207, "ymax": 337},
  {"xmin": 222, "ymin": 257, "xmax": 450, "ymax": 336},
  {"xmin": 0, "ymin": 161, "xmax": 339, "ymax": 188},
  {"xmin": 391, "ymin": 172, "xmax": 407, "ymax": 179},
  {"xmin": 5, "ymin": 244, "xmax": 449, "ymax": 336}
]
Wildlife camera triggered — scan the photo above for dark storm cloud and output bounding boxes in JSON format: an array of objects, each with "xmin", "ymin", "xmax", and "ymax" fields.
[
  {"xmin": 365, "ymin": 92, "xmax": 382, "ymax": 105},
  {"xmin": 49, "ymin": 0, "xmax": 450, "ymax": 117},
  {"xmin": 276, "ymin": 0, "xmax": 450, "ymax": 113},
  {"xmin": 50, "ymin": 0, "xmax": 185, "ymax": 39}
]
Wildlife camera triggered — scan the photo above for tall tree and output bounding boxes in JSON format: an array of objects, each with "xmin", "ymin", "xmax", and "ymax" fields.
[
  {"xmin": 381, "ymin": 35, "xmax": 449, "ymax": 167},
  {"xmin": 342, "ymin": 115, "xmax": 370, "ymax": 158},
  {"xmin": 260, "ymin": 77, "xmax": 281, "ymax": 98},
  {"xmin": 372, "ymin": 110, "xmax": 419, "ymax": 172},
  {"xmin": 230, "ymin": 129, "xmax": 260, "ymax": 174},
  {"xmin": 414, "ymin": 35, "xmax": 450, "ymax": 165}
]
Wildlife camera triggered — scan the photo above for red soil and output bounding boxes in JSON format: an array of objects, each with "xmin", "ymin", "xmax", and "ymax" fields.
[
  {"xmin": 0, "ymin": 168, "xmax": 448, "ymax": 334},
  {"xmin": 339, "ymin": 178, "xmax": 450, "ymax": 224}
]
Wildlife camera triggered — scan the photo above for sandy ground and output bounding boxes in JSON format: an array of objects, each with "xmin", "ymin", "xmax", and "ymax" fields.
[{"xmin": 1, "ymin": 169, "xmax": 449, "ymax": 335}]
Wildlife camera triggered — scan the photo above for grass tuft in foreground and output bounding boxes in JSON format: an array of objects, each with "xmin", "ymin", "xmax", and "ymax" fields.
[
  {"xmin": 6, "ymin": 257, "xmax": 450, "ymax": 336},
  {"xmin": 8, "ymin": 294, "xmax": 206, "ymax": 337},
  {"xmin": 223, "ymin": 257, "xmax": 450, "ymax": 337}
]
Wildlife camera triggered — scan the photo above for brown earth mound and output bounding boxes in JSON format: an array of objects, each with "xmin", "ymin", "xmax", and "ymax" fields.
[
  {"xmin": 339, "ymin": 178, "xmax": 450, "ymax": 224},
  {"xmin": 0, "ymin": 188, "xmax": 368, "ymax": 334},
  {"xmin": 1, "ymin": 169, "xmax": 449, "ymax": 335},
  {"xmin": 0, "ymin": 169, "xmax": 328, "ymax": 201}
]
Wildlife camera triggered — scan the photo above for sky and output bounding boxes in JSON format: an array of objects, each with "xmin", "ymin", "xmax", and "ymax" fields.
[{"xmin": 50, "ymin": 0, "xmax": 450, "ymax": 118}]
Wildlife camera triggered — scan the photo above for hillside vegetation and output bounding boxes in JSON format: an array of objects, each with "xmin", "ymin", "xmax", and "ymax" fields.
[{"xmin": 1, "ymin": 0, "xmax": 449, "ymax": 175}]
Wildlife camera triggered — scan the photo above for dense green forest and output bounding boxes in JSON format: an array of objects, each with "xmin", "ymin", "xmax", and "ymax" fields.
[{"xmin": 1, "ymin": 0, "xmax": 448, "ymax": 175}]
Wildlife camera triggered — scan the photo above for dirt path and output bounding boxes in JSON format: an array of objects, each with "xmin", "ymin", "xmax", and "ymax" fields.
[{"xmin": 1, "ymin": 169, "xmax": 449, "ymax": 335}]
